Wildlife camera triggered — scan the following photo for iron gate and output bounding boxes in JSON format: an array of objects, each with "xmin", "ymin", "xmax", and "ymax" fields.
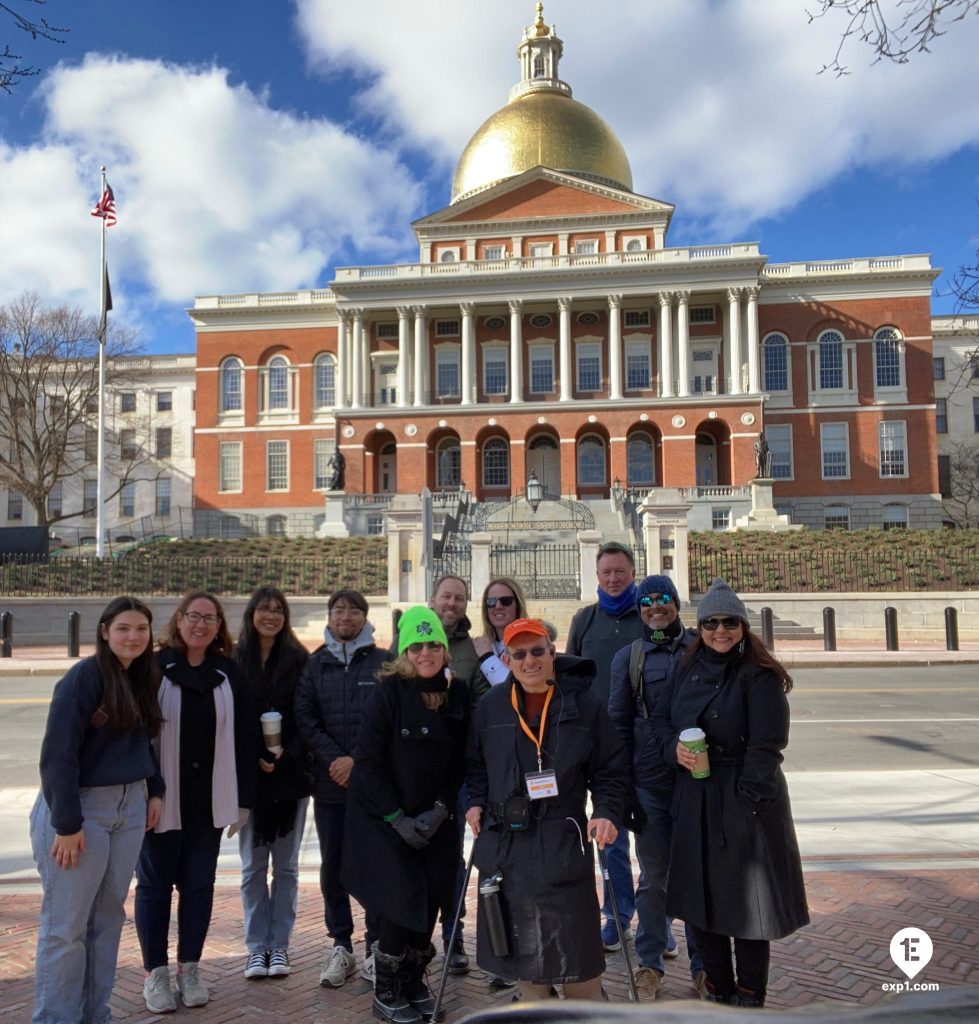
[{"xmin": 490, "ymin": 543, "xmax": 580, "ymax": 599}]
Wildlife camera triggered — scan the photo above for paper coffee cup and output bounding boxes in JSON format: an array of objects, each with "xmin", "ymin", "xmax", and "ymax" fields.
[
  {"xmin": 679, "ymin": 727, "xmax": 710, "ymax": 779},
  {"xmin": 260, "ymin": 711, "xmax": 283, "ymax": 754}
]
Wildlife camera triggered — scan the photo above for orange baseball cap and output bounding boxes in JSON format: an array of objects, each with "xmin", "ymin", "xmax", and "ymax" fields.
[{"xmin": 502, "ymin": 618, "xmax": 550, "ymax": 647}]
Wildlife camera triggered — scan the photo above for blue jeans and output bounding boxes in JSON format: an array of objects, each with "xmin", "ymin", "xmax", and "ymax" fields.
[
  {"xmin": 313, "ymin": 799, "xmax": 378, "ymax": 951},
  {"xmin": 134, "ymin": 812, "xmax": 223, "ymax": 969},
  {"xmin": 31, "ymin": 783, "xmax": 147, "ymax": 1024},
  {"xmin": 634, "ymin": 786, "xmax": 703, "ymax": 975},
  {"xmin": 239, "ymin": 798, "xmax": 309, "ymax": 953},
  {"xmin": 600, "ymin": 825, "xmax": 635, "ymax": 928}
]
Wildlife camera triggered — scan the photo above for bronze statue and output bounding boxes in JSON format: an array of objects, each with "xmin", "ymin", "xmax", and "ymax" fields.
[
  {"xmin": 754, "ymin": 432, "xmax": 771, "ymax": 477},
  {"xmin": 327, "ymin": 449, "xmax": 346, "ymax": 490}
]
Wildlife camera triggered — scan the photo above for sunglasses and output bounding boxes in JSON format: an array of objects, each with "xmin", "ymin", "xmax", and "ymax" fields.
[
  {"xmin": 407, "ymin": 641, "xmax": 443, "ymax": 654},
  {"xmin": 486, "ymin": 595, "xmax": 516, "ymax": 609},
  {"xmin": 700, "ymin": 617, "xmax": 743, "ymax": 632},
  {"xmin": 639, "ymin": 594, "xmax": 673, "ymax": 607},
  {"xmin": 507, "ymin": 645, "xmax": 550, "ymax": 661}
]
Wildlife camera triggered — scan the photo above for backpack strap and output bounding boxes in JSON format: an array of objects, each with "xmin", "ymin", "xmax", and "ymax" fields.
[{"xmin": 628, "ymin": 639, "xmax": 647, "ymax": 719}]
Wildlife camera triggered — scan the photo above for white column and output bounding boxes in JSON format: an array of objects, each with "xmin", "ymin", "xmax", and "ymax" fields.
[
  {"xmin": 350, "ymin": 308, "xmax": 364, "ymax": 409},
  {"xmin": 335, "ymin": 312, "xmax": 348, "ymax": 410},
  {"xmin": 413, "ymin": 305, "xmax": 428, "ymax": 407},
  {"xmin": 658, "ymin": 292, "xmax": 674, "ymax": 398},
  {"xmin": 396, "ymin": 306, "xmax": 411, "ymax": 408},
  {"xmin": 558, "ymin": 296, "xmax": 573, "ymax": 401},
  {"xmin": 460, "ymin": 302, "xmax": 476, "ymax": 406},
  {"xmin": 727, "ymin": 287, "xmax": 743, "ymax": 395},
  {"xmin": 676, "ymin": 291, "xmax": 691, "ymax": 398},
  {"xmin": 509, "ymin": 299, "xmax": 523, "ymax": 403},
  {"xmin": 608, "ymin": 294, "xmax": 623, "ymax": 400},
  {"xmin": 745, "ymin": 286, "xmax": 760, "ymax": 393}
]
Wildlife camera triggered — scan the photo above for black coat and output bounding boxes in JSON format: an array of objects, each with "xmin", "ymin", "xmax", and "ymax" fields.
[
  {"xmin": 653, "ymin": 646, "xmax": 809, "ymax": 940},
  {"xmin": 294, "ymin": 640, "xmax": 388, "ymax": 803},
  {"xmin": 466, "ymin": 656, "xmax": 627, "ymax": 984},
  {"xmin": 341, "ymin": 672, "xmax": 470, "ymax": 931}
]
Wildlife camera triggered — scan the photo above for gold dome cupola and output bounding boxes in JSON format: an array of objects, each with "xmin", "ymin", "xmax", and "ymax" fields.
[{"xmin": 450, "ymin": 3, "xmax": 633, "ymax": 204}]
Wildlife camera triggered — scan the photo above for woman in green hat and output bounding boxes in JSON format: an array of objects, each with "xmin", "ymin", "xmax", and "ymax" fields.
[{"xmin": 342, "ymin": 606, "xmax": 471, "ymax": 1024}]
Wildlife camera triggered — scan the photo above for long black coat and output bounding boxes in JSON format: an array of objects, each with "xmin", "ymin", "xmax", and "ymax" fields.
[
  {"xmin": 341, "ymin": 672, "xmax": 470, "ymax": 931},
  {"xmin": 466, "ymin": 656, "xmax": 627, "ymax": 984},
  {"xmin": 653, "ymin": 646, "xmax": 809, "ymax": 940}
]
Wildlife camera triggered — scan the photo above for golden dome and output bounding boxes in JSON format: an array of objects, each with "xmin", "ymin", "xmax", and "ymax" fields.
[{"xmin": 451, "ymin": 90, "xmax": 634, "ymax": 204}]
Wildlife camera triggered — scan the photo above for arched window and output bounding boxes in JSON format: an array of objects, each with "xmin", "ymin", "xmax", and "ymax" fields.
[
  {"xmin": 818, "ymin": 330, "xmax": 844, "ymax": 390},
  {"xmin": 436, "ymin": 437, "xmax": 461, "ymax": 489},
  {"xmin": 267, "ymin": 514, "xmax": 287, "ymax": 537},
  {"xmin": 532, "ymin": 51, "xmax": 545, "ymax": 78},
  {"xmin": 314, "ymin": 353, "xmax": 337, "ymax": 408},
  {"xmin": 875, "ymin": 328, "xmax": 902, "ymax": 388},
  {"xmin": 763, "ymin": 333, "xmax": 788, "ymax": 392},
  {"xmin": 220, "ymin": 357, "xmax": 243, "ymax": 413},
  {"xmin": 439, "ymin": 250, "xmax": 456, "ymax": 263},
  {"xmin": 267, "ymin": 355, "xmax": 290, "ymax": 410},
  {"xmin": 577, "ymin": 434, "xmax": 606, "ymax": 486},
  {"xmin": 482, "ymin": 437, "xmax": 510, "ymax": 489},
  {"xmin": 626, "ymin": 433, "xmax": 655, "ymax": 486},
  {"xmin": 625, "ymin": 238, "xmax": 644, "ymax": 252}
]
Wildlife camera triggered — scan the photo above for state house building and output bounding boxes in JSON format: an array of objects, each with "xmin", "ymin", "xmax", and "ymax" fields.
[{"xmin": 191, "ymin": 5, "xmax": 941, "ymax": 534}]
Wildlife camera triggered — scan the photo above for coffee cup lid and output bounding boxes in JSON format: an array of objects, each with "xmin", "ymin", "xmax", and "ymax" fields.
[
  {"xmin": 260, "ymin": 711, "xmax": 282, "ymax": 720},
  {"xmin": 679, "ymin": 727, "xmax": 705, "ymax": 742}
]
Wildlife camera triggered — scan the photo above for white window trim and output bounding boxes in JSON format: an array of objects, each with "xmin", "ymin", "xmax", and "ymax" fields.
[
  {"xmin": 313, "ymin": 353, "xmax": 337, "ymax": 414},
  {"xmin": 529, "ymin": 242, "xmax": 554, "ymax": 259},
  {"xmin": 623, "ymin": 235, "xmax": 647, "ymax": 253},
  {"xmin": 437, "ymin": 247, "xmax": 460, "ymax": 263},
  {"xmin": 572, "ymin": 239, "xmax": 598, "ymax": 255},
  {"xmin": 575, "ymin": 339, "xmax": 603, "ymax": 392},
  {"xmin": 808, "ymin": 332, "xmax": 857, "ymax": 405},
  {"xmin": 482, "ymin": 437, "xmax": 511, "ymax": 488},
  {"xmin": 435, "ymin": 344, "xmax": 461, "ymax": 398},
  {"xmin": 219, "ymin": 441, "xmax": 243, "ymax": 494},
  {"xmin": 765, "ymin": 423, "xmax": 794, "ymax": 481},
  {"xmin": 259, "ymin": 357, "xmax": 298, "ymax": 423},
  {"xmin": 624, "ymin": 338, "xmax": 652, "ymax": 391},
  {"xmin": 878, "ymin": 420, "xmax": 909, "ymax": 479},
  {"xmin": 482, "ymin": 344, "xmax": 509, "ymax": 396},
  {"xmin": 219, "ymin": 357, "xmax": 245, "ymax": 423},
  {"xmin": 313, "ymin": 437, "xmax": 337, "ymax": 491},
  {"xmin": 266, "ymin": 439, "xmax": 290, "ymax": 493},
  {"xmin": 528, "ymin": 342, "xmax": 556, "ymax": 395},
  {"xmin": 872, "ymin": 329, "xmax": 908, "ymax": 403},
  {"xmin": 820, "ymin": 421, "xmax": 850, "ymax": 481},
  {"xmin": 482, "ymin": 244, "xmax": 507, "ymax": 261},
  {"xmin": 762, "ymin": 332, "xmax": 793, "ymax": 407}
]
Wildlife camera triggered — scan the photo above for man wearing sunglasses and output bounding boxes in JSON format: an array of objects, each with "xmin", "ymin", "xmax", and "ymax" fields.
[{"xmin": 607, "ymin": 576, "xmax": 704, "ymax": 1001}]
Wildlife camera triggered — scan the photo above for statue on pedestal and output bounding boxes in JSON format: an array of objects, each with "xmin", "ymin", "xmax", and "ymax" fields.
[
  {"xmin": 327, "ymin": 449, "xmax": 346, "ymax": 491},
  {"xmin": 754, "ymin": 432, "xmax": 771, "ymax": 478}
]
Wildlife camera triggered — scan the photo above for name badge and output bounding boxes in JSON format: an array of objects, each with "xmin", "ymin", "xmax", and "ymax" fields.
[{"xmin": 525, "ymin": 770, "xmax": 559, "ymax": 800}]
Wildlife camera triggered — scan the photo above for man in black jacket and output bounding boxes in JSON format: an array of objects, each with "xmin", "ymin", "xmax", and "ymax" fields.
[{"xmin": 294, "ymin": 589, "xmax": 388, "ymax": 989}]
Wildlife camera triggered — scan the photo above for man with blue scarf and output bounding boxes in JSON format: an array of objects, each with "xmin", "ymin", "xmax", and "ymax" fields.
[{"xmin": 566, "ymin": 541, "xmax": 642, "ymax": 952}]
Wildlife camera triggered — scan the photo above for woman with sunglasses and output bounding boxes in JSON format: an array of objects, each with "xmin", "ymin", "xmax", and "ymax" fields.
[
  {"xmin": 342, "ymin": 606, "xmax": 470, "ymax": 1024},
  {"xmin": 135, "ymin": 591, "xmax": 259, "ymax": 1014},
  {"xmin": 232, "ymin": 587, "xmax": 310, "ymax": 981},
  {"xmin": 654, "ymin": 578, "xmax": 808, "ymax": 1008},
  {"xmin": 472, "ymin": 577, "xmax": 528, "ymax": 688}
]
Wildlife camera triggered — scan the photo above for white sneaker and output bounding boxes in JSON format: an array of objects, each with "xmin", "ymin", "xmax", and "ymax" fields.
[
  {"xmin": 268, "ymin": 948, "xmax": 291, "ymax": 977},
  {"xmin": 319, "ymin": 945, "xmax": 356, "ymax": 988},
  {"xmin": 244, "ymin": 949, "xmax": 269, "ymax": 979},
  {"xmin": 143, "ymin": 966, "xmax": 176, "ymax": 1014},
  {"xmin": 361, "ymin": 952, "xmax": 375, "ymax": 984},
  {"xmin": 176, "ymin": 962, "xmax": 209, "ymax": 1007}
]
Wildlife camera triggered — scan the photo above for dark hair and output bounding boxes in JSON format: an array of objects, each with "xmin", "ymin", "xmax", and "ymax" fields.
[
  {"xmin": 431, "ymin": 574, "xmax": 469, "ymax": 600},
  {"xmin": 596, "ymin": 541, "xmax": 635, "ymax": 567},
  {"xmin": 328, "ymin": 588, "xmax": 369, "ymax": 615},
  {"xmin": 95, "ymin": 596, "xmax": 163, "ymax": 737},
  {"xmin": 157, "ymin": 590, "xmax": 234, "ymax": 658},
  {"xmin": 479, "ymin": 576, "xmax": 528, "ymax": 641},
  {"xmin": 684, "ymin": 624, "xmax": 793, "ymax": 693},
  {"xmin": 234, "ymin": 586, "xmax": 308, "ymax": 683}
]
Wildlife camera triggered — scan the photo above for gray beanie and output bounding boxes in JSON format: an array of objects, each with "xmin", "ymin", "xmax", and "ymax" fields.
[{"xmin": 696, "ymin": 577, "xmax": 748, "ymax": 624}]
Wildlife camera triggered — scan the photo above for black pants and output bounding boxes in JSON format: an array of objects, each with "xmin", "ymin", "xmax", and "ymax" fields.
[
  {"xmin": 378, "ymin": 893, "xmax": 440, "ymax": 957},
  {"xmin": 687, "ymin": 925, "xmax": 769, "ymax": 997}
]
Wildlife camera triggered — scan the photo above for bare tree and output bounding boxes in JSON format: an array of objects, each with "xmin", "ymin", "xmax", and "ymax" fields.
[
  {"xmin": 1, "ymin": 0, "xmax": 68, "ymax": 93},
  {"xmin": 942, "ymin": 441, "xmax": 979, "ymax": 527},
  {"xmin": 0, "ymin": 291, "xmax": 158, "ymax": 530},
  {"xmin": 809, "ymin": 0, "xmax": 979, "ymax": 74}
]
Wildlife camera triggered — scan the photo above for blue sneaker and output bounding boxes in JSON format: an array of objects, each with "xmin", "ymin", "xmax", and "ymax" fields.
[
  {"xmin": 600, "ymin": 919, "xmax": 633, "ymax": 952},
  {"xmin": 665, "ymin": 919, "xmax": 678, "ymax": 958}
]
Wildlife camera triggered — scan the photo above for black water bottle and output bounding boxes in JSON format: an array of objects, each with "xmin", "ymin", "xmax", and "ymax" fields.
[{"xmin": 479, "ymin": 872, "xmax": 508, "ymax": 958}]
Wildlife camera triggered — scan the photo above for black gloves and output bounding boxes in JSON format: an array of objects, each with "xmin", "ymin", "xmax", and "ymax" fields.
[
  {"xmin": 414, "ymin": 800, "xmax": 449, "ymax": 839},
  {"xmin": 390, "ymin": 812, "xmax": 429, "ymax": 850}
]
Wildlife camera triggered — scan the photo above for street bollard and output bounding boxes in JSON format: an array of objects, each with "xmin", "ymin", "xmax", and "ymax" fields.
[
  {"xmin": 68, "ymin": 610, "xmax": 81, "ymax": 658},
  {"xmin": 823, "ymin": 607, "xmax": 837, "ymax": 652},
  {"xmin": 884, "ymin": 606, "xmax": 899, "ymax": 651},
  {"xmin": 0, "ymin": 611, "xmax": 11, "ymax": 658},
  {"xmin": 760, "ymin": 607, "xmax": 775, "ymax": 651},
  {"xmin": 945, "ymin": 607, "xmax": 959, "ymax": 652}
]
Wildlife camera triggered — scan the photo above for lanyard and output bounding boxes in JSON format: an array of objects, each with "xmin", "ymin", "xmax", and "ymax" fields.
[{"xmin": 511, "ymin": 683, "xmax": 554, "ymax": 772}]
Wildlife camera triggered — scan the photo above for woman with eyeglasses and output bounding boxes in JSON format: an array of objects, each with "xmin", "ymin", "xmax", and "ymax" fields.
[
  {"xmin": 232, "ymin": 587, "xmax": 310, "ymax": 981},
  {"xmin": 472, "ymin": 577, "xmax": 528, "ymax": 688},
  {"xmin": 341, "ymin": 606, "xmax": 470, "ymax": 1024},
  {"xmin": 653, "ymin": 578, "xmax": 808, "ymax": 1008},
  {"xmin": 135, "ymin": 591, "xmax": 259, "ymax": 1014}
]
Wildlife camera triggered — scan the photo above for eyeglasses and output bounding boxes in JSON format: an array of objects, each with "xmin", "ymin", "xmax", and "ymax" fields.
[
  {"xmin": 700, "ymin": 617, "xmax": 743, "ymax": 632},
  {"xmin": 486, "ymin": 595, "xmax": 515, "ymax": 609},
  {"xmin": 183, "ymin": 611, "xmax": 220, "ymax": 626},
  {"xmin": 639, "ymin": 594, "xmax": 673, "ymax": 607},
  {"xmin": 507, "ymin": 645, "xmax": 550, "ymax": 661},
  {"xmin": 407, "ymin": 641, "xmax": 443, "ymax": 654}
]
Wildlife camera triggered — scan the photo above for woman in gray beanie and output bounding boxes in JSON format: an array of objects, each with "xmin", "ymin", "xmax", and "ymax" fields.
[{"xmin": 652, "ymin": 578, "xmax": 809, "ymax": 1007}]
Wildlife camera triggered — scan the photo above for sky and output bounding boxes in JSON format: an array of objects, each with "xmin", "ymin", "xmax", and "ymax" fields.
[{"xmin": 1, "ymin": 0, "xmax": 978, "ymax": 355}]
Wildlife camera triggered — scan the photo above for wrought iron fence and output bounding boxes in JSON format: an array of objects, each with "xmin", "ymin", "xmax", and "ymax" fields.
[
  {"xmin": 490, "ymin": 544, "xmax": 580, "ymax": 599},
  {"xmin": 431, "ymin": 540, "xmax": 472, "ymax": 588}
]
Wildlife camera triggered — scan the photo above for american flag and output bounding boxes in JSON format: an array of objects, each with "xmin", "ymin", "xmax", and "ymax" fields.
[{"xmin": 90, "ymin": 184, "xmax": 117, "ymax": 227}]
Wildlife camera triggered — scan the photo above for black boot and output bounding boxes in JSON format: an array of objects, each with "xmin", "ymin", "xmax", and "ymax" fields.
[
  {"xmin": 703, "ymin": 978, "xmax": 733, "ymax": 1004},
  {"xmin": 401, "ymin": 944, "xmax": 438, "ymax": 1022},
  {"xmin": 371, "ymin": 944, "xmax": 423, "ymax": 1024},
  {"xmin": 731, "ymin": 984, "xmax": 766, "ymax": 1008}
]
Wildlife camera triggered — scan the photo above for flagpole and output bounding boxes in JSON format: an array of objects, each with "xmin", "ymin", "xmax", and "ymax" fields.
[{"xmin": 95, "ymin": 165, "xmax": 108, "ymax": 559}]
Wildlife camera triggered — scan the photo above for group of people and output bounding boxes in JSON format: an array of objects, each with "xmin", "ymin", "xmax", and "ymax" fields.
[{"xmin": 31, "ymin": 547, "xmax": 808, "ymax": 1024}]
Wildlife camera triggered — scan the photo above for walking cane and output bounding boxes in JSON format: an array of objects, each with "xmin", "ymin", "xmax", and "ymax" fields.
[
  {"xmin": 431, "ymin": 842, "xmax": 477, "ymax": 1023},
  {"xmin": 596, "ymin": 840, "xmax": 640, "ymax": 1002}
]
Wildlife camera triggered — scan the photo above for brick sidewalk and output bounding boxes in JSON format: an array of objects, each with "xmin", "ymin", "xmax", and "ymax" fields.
[{"xmin": 3, "ymin": 867, "xmax": 978, "ymax": 1022}]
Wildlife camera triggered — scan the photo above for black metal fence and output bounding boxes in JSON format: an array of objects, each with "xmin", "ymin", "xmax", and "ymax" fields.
[
  {"xmin": 430, "ymin": 540, "xmax": 472, "ymax": 588},
  {"xmin": 491, "ymin": 544, "xmax": 580, "ymax": 599}
]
